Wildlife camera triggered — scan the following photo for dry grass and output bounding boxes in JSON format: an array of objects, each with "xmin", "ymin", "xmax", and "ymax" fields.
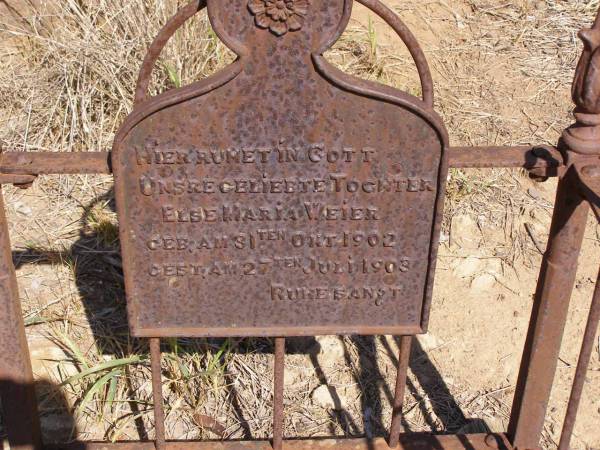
[
  {"xmin": 0, "ymin": 0, "xmax": 598, "ymax": 447},
  {"xmin": 0, "ymin": 0, "xmax": 233, "ymax": 153}
]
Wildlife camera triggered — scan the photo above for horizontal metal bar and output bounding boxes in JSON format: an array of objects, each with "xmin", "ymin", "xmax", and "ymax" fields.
[
  {"xmin": 448, "ymin": 145, "xmax": 562, "ymax": 170},
  {"xmin": 0, "ymin": 151, "xmax": 112, "ymax": 175},
  {"xmin": 47, "ymin": 434, "xmax": 512, "ymax": 450},
  {"xmin": 0, "ymin": 146, "xmax": 562, "ymax": 177},
  {"xmin": 0, "ymin": 173, "xmax": 37, "ymax": 185},
  {"xmin": 129, "ymin": 324, "xmax": 424, "ymax": 338}
]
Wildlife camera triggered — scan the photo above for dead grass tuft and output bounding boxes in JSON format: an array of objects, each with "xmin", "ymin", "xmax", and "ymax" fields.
[{"xmin": 0, "ymin": 1, "xmax": 233, "ymax": 154}]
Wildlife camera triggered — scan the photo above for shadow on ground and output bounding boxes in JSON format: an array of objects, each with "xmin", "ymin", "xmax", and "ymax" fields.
[
  {"xmin": 7, "ymin": 190, "xmax": 489, "ymax": 443},
  {"xmin": 0, "ymin": 378, "xmax": 77, "ymax": 445}
]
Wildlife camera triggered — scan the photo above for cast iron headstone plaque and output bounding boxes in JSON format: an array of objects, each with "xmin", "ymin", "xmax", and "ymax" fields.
[{"xmin": 113, "ymin": 0, "xmax": 448, "ymax": 337}]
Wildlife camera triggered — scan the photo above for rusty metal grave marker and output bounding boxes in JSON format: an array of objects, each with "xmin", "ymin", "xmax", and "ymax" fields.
[
  {"xmin": 2, "ymin": 0, "xmax": 600, "ymax": 449},
  {"xmin": 112, "ymin": 0, "xmax": 448, "ymax": 338}
]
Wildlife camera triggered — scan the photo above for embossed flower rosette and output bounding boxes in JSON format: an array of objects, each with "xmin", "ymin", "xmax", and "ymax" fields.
[{"xmin": 248, "ymin": 0, "xmax": 309, "ymax": 36}]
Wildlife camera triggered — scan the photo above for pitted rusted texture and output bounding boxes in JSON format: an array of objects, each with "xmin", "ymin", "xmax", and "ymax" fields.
[
  {"xmin": 0, "ymin": 145, "xmax": 566, "ymax": 178},
  {"xmin": 112, "ymin": 0, "xmax": 448, "ymax": 338},
  {"xmin": 0, "ymin": 191, "xmax": 43, "ymax": 448},
  {"xmin": 508, "ymin": 167, "xmax": 590, "ymax": 449},
  {"xmin": 558, "ymin": 266, "xmax": 600, "ymax": 450},
  {"xmin": 563, "ymin": 9, "xmax": 600, "ymax": 157},
  {"xmin": 48, "ymin": 434, "xmax": 514, "ymax": 450},
  {"xmin": 507, "ymin": 9, "xmax": 600, "ymax": 450},
  {"xmin": 1, "ymin": 2, "xmax": 600, "ymax": 449}
]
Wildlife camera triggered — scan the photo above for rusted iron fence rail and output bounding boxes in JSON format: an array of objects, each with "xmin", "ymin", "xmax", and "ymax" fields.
[
  {"xmin": 1, "ymin": 144, "xmax": 598, "ymax": 448},
  {"xmin": 0, "ymin": 145, "xmax": 564, "ymax": 177},
  {"xmin": 1, "ymin": 0, "xmax": 600, "ymax": 450}
]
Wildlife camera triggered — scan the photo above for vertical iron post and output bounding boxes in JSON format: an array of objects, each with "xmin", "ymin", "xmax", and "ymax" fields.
[
  {"xmin": 558, "ymin": 266, "xmax": 600, "ymax": 450},
  {"xmin": 273, "ymin": 337, "xmax": 285, "ymax": 450},
  {"xmin": 388, "ymin": 336, "xmax": 412, "ymax": 448},
  {"xmin": 508, "ymin": 167, "xmax": 589, "ymax": 449},
  {"xmin": 0, "ymin": 188, "xmax": 43, "ymax": 450},
  {"xmin": 150, "ymin": 338, "xmax": 166, "ymax": 450},
  {"xmin": 510, "ymin": 6, "xmax": 600, "ymax": 447}
]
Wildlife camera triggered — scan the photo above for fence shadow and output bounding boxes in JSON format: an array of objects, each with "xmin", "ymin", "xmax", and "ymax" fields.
[
  {"xmin": 0, "ymin": 378, "xmax": 77, "ymax": 445},
  {"xmin": 9, "ymin": 189, "xmax": 488, "ymax": 443},
  {"xmin": 13, "ymin": 190, "xmax": 133, "ymax": 359}
]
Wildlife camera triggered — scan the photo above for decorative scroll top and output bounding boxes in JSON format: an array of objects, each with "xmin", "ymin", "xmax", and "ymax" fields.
[{"xmin": 248, "ymin": 0, "xmax": 309, "ymax": 36}]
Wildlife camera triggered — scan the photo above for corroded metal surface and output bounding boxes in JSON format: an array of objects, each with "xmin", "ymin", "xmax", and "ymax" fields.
[
  {"xmin": 272, "ymin": 337, "xmax": 285, "ymax": 450},
  {"xmin": 448, "ymin": 146, "xmax": 563, "ymax": 171},
  {"xmin": 112, "ymin": 0, "xmax": 448, "ymax": 338},
  {"xmin": 577, "ymin": 163, "xmax": 600, "ymax": 221},
  {"xmin": 563, "ymin": 8, "xmax": 600, "ymax": 158},
  {"xmin": 0, "ymin": 144, "xmax": 570, "ymax": 185},
  {"xmin": 1, "ymin": 1, "xmax": 600, "ymax": 450},
  {"xmin": 551, "ymin": 9, "xmax": 600, "ymax": 450},
  {"xmin": 0, "ymin": 145, "xmax": 568, "ymax": 177},
  {"xmin": 135, "ymin": 0, "xmax": 206, "ymax": 105},
  {"xmin": 508, "ymin": 167, "xmax": 590, "ymax": 449},
  {"xmin": 558, "ymin": 267, "xmax": 600, "ymax": 450},
  {"xmin": 0, "ymin": 151, "xmax": 112, "ymax": 175},
  {"xmin": 507, "ymin": 12, "xmax": 600, "ymax": 442},
  {"xmin": 0, "ymin": 190, "xmax": 43, "ymax": 450},
  {"xmin": 389, "ymin": 335, "xmax": 412, "ymax": 448},
  {"xmin": 150, "ymin": 338, "xmax": 166, "ymax": 450},
  {"xmin": 47, "ymin": 434, "xmax": 514, "ymax": 450}
]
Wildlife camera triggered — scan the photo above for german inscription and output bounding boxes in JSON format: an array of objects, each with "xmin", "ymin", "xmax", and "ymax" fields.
[{"xmin": 112, "ymin": 0, "xmax": 447, "ymax": 337}]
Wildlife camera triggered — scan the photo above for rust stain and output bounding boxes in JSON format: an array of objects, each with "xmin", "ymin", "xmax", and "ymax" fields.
[{"xmin": 112, "ymin": 0, "xmax": 448, "ymax": 338}]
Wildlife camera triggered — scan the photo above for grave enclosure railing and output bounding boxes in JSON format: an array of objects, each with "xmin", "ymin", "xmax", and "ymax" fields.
[{"xmin": 1, "ymin": 1, "xmax": 600, "ymax": 450}]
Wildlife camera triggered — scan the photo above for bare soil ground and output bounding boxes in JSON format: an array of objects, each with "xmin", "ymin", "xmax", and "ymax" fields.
[{"xmin": 1, "ymin": 0, "xmax": 599, "ymax": 448}]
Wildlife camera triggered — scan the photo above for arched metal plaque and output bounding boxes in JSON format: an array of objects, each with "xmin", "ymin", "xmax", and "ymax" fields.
[{"xmin": 112, "ymin": 0, "xmax": 448, "ymax": 337}]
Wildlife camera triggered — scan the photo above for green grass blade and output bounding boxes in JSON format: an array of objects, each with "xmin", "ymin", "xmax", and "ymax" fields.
[
  {"xmin": 60, "ymin": 355, "xmax": 145, "ymax": 387},
  {"xmin": 25, "ymin": 315, "xmax": 52, "ymax": 326},
  {"xmin": 167, "ymin": 337, "xmax": 179, "ymax": 355},
  {"xmin": 77, "ymin": 368, "xmax": 120, "ymax": 414},
  {"xmin": 368, "ymin": 16, "xmax": 377, "ymax": 61},
  {"xmin": 207, "ymin": 339, "xmax": 230, "ymax": 372},
  {"xmin": 178, "ymin": 359, "xmax": 190, "ymax": 379},
  {"xmin": 164, "ymin": 353, "xmax": 191, "ymax": 379},
  {"xmin": 105, "ymin": 369, "xmax": 120, "ymax": 417},
  {"xmin": 164, "ymin": 64, "xmax": 181, "ymax": 88}
]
